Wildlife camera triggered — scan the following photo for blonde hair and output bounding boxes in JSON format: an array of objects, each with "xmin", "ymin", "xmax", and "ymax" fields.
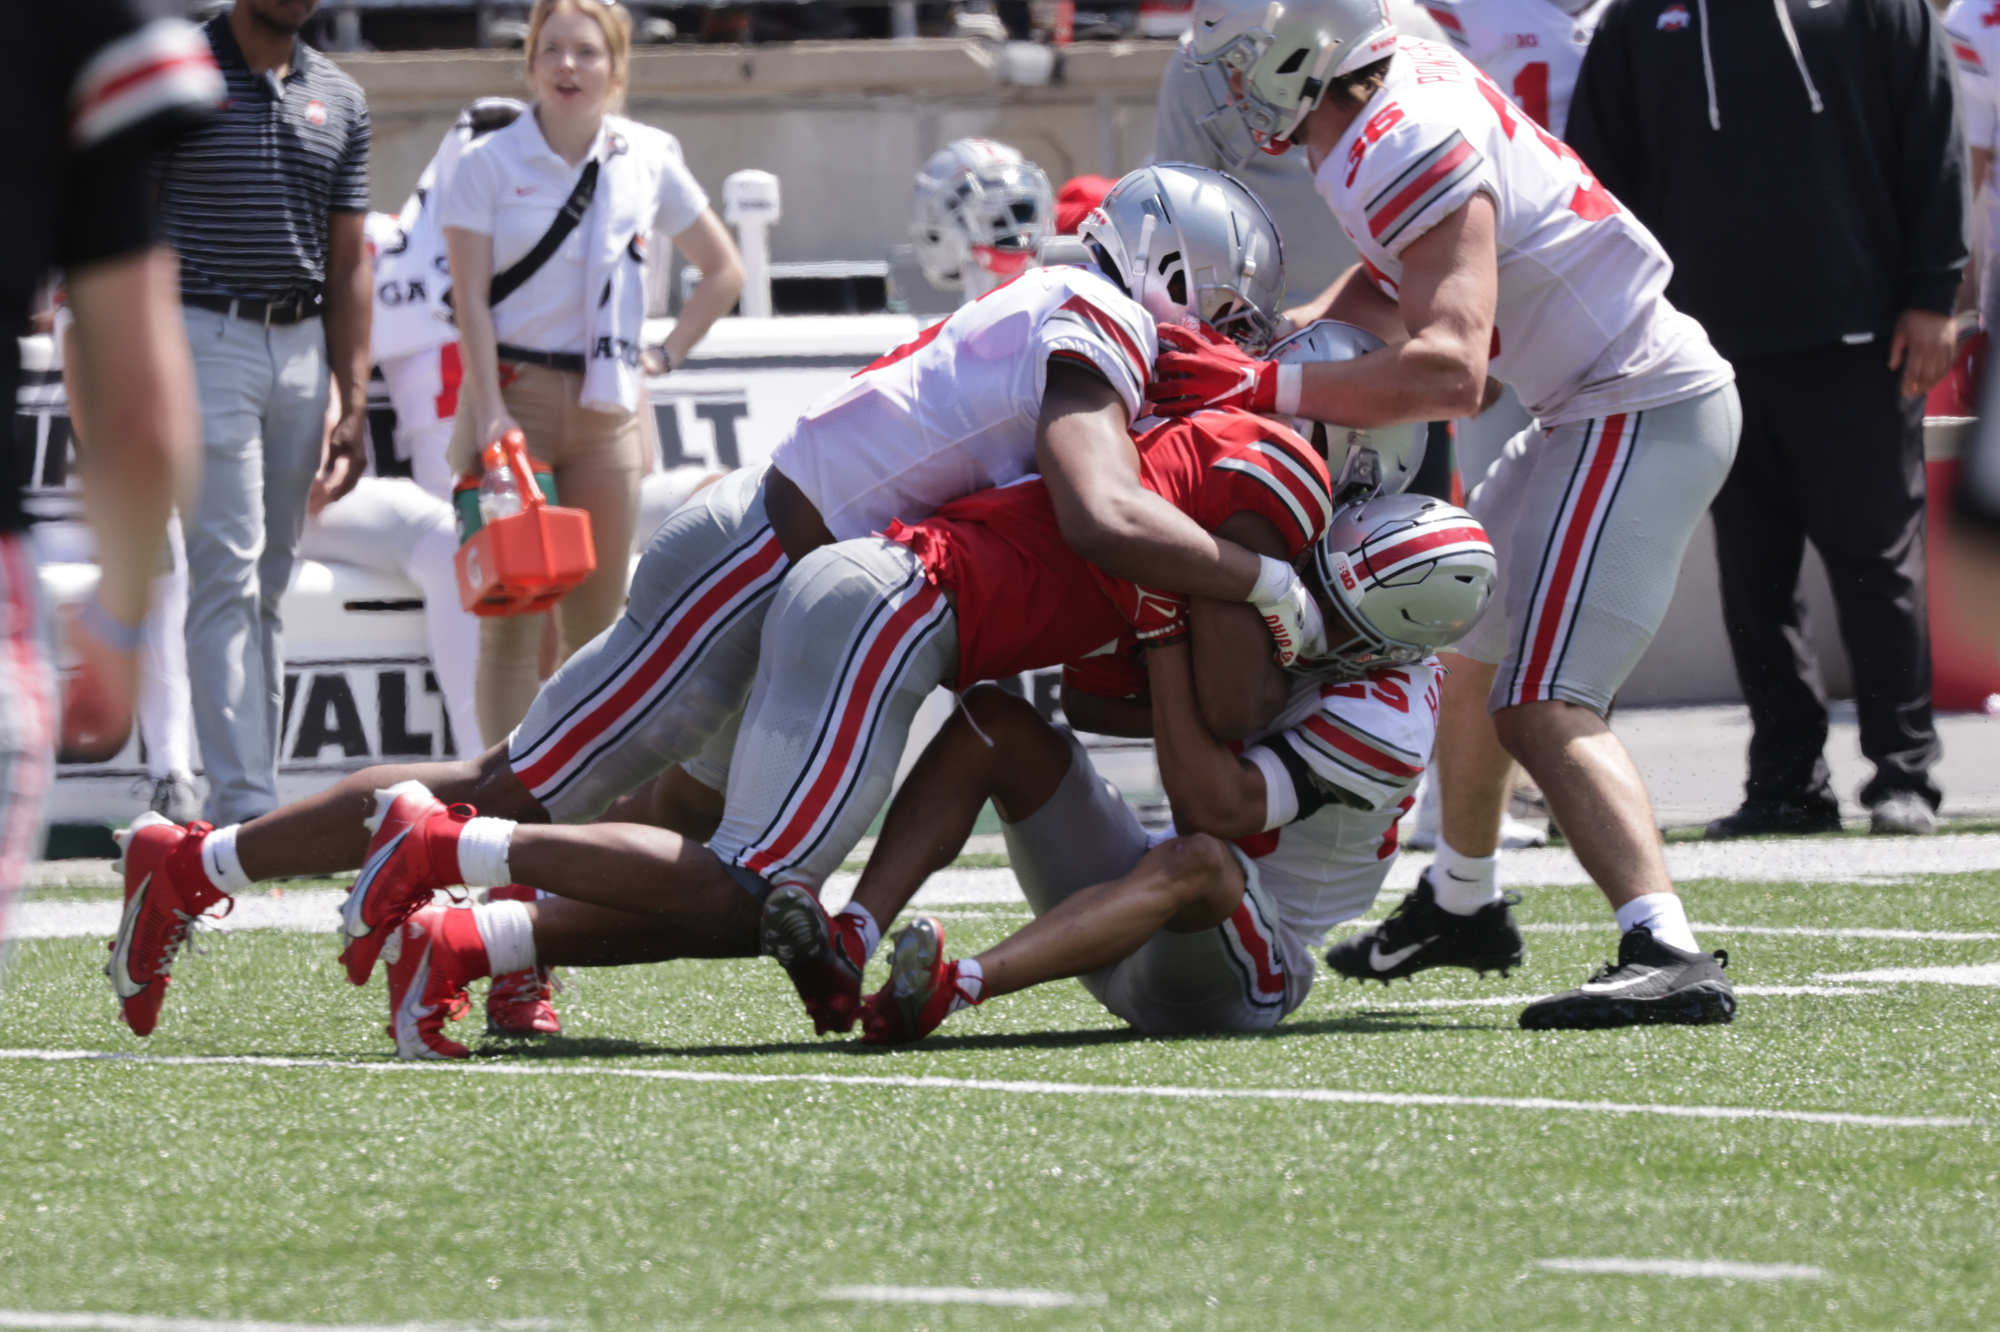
[{"xmin": 526, "ymin": 0, "xmax": 632, "ymax": 111}]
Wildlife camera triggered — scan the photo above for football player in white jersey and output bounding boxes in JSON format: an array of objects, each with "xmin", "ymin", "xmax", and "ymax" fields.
[
  {"xmin": 1946, "ymin": 1, "xmax": 2000, "ymax": 327},
  {"xmin": 1155, "ymin": 1, "xmax": 1743, "ymax": 1029},
  {"xmin": 102, "ymin": 164, "xmax": 1316, "ymax": 1040},
  {"xmin": 910, "ymin": 138, "xmax": 1057, "ymax": 303},
  {"xmin": 1405, "ymin": 0, "xmax": 1607, "ymax": 854},
  {"xmin": 1421, "ymin": 0, "xmax": 1606, "ymax": 139},
  {"xmin": 849, "ymin": 494, "xmax": 1506, "ymax": 1045}
]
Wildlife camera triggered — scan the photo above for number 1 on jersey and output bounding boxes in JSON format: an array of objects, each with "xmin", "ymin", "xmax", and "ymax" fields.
[{"xmin": 1512, "ymin": 61, "xmax": 1549, "ymax": 130}]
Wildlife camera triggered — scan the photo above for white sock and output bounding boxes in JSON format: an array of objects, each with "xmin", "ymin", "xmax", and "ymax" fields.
[
  {"xmin": 839, "ymin": 903, "xmax": 882, "ymax": 960},
  {"xmin": 950, "ymin": 956, "xmax": 985, "ymax": 1010},
  {"xmin": 454, "ymin": 817, "xmax": 515, "ymax": 889},
  {"xmin": 201, "ymin": 824, "xmax": 254, "ymax": 894},
  {"xmin": 1614, "ymin": 893, "xmax": 1699, "ymax": 953},
  {"xmin": 1430, "ymin": 837, "xmax": 1501, "ymax": 915},
  {"xmin": 472, "ymin": 900, "xmax": 537, "ymax": 975}
]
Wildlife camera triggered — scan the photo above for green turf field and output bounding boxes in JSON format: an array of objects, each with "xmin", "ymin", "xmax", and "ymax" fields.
[{"xmin": 0, "ymin": 866, "xmax": 1995, "ymax": 1331}]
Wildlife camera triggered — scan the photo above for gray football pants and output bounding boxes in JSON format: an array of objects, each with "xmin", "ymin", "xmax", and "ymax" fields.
[{"xmin": 1458, "ymin": 386, "xmax": 1741, "ymax": 716}]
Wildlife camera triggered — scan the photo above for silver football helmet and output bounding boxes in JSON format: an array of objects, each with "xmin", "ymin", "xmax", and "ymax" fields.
[
  {"xmin": 911, "ymin": 138, "xmax": 1056, "ymax": 296},
  {"xmin": 1292, "ymin": 493, "xmax": 1495, "ymax": 680},
  {"xmin": 1075, "ymin": 163, "xmax": 1287, "ymax": 352},
  {"xmin": 1268, "ymin": 319, "xmax": 1426, "ymax": 504},
  {"xmin": 1190, "ymin": 0, "xmax": 1400, "ymax": 152}
]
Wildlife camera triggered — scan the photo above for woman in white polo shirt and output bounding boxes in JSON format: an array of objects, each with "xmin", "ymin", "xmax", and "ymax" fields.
[{"xmin": 442, "ymin": 0, "xmax": 743, "ymax": 742}]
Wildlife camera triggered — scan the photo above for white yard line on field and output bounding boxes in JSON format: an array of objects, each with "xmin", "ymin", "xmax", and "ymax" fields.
[
  {"xmin": 1343, "ymin": 986, "xmax": 1882, "ymax": 1010},
  {"xmin": 1513, "ymin": 922, "xmax": 2000, "ymax": 942},
  {"xmin": 1534, "ymin": 1258, "xmax": 1825, "ymax": 1281},
  {"xmin": 0, "ymin": 1049, "xmax": 1972, "ymax": 1129},
  {"xmin": 819, "ymin": 1287, "xmax": 1104, "ymax": 1309},
  {"xmin": 0, "ymin": 1313, "xmax": 554, "ymax": 1332},
  {"xmin": 1814, "ymin": 964, "xmax": 2000, "ymax": 987}
]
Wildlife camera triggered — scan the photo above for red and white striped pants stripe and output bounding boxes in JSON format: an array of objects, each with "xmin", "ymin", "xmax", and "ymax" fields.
[
  {"xmin": 1458, "ymin": 386, "xmax": 1740, "ymax": 715},
  {"xmin": 708, "ymin": 538, "xmax": 959, "ymax": 893}
]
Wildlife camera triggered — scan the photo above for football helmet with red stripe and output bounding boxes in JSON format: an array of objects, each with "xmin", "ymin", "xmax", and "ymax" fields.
[
  {"xmin": 1295, "ymin": 493, "xmax": 1494, "ymax": 680},
  {"xmin": 1191, "ymin": 0, "xmax": 1401, "ymax": 152},
  {"xmin": 911, "ymin": 138, "xmax": 1055, "ymax": 298},
  {"xmin": 1267, "ymin": 319, "xmax": 1427, "ymax": 504},
  {"xmin": 1076, "ymin": 163, "xmax": 1287, "ymax": 352}
]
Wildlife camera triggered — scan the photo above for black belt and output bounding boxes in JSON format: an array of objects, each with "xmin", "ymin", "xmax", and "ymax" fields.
[
  {"xmin": 497, "ymin": 344, "xmax": 586, "ymax": 373},
  {"xmin": 183, "ymin": 291, "xmax": 322, "ymax": 326}
]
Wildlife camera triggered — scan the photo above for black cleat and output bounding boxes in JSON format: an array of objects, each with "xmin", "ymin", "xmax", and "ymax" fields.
[
  {"xmin": 1324, "ymin": 871, "xmax": 1525, "ymax": 983},
  {"xmin": 1703, "ymin": 797, "xmax": 1840, "ymax": 840},
  {"xmin": 1518, "ymin": 927, "xmax": 1735, "ymax": 1030}
]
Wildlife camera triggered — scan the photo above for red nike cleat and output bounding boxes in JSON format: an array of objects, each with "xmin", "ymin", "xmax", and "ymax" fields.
[
  {"xmin": 486, "ymin": 966, "xmax": 562, "ymax": 1035},
  {"xmin": 482, "ymin": 884, "xmax": 559, "ymax": 1035},
  {"xmin": 106, "ymin": 813, "xmax": 232, "ymax": 1037},
  {"xmin": 860, "ymin": 916, "xmax": 978, "ymax": 1046},
  {"xmin": 339, "ymin": 782, "xmax": 473, "ymax": 986},
  {"xmin": 759, "ymin": 884, "xmax": 867, "ymax": 1034},
  {"xmin": 384, "ymin": 905, "xmax": 489, "ymax": 1060}
]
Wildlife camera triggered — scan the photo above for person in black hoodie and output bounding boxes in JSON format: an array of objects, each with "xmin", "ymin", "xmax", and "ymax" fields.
[{"xmin": 1568, "ymin": 0, "xmax": 1965, "ymax": 838}]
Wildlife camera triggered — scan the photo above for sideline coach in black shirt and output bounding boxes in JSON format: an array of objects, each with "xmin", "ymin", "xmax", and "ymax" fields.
[
  {"xmin": 1569, "ymin": 0, "xmax": 1965, "ymax": 839},
  {"xmin": 0, "ymin": 0, "xmax": 218, "ymax": 971},
  {"xmin": 155, "ymin": 0, "xmax": 372, "ymax": 826}
]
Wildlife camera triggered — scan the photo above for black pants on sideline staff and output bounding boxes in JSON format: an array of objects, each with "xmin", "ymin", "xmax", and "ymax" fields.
[{"xmin": 1710, "ymin": 340, "xmax": 1940, "ymax": 813}]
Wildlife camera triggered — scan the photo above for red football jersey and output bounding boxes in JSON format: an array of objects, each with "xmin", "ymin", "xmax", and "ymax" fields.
[{"xmin": 885, "ymin": 407, "xmax": 1332, "ymax": 690}]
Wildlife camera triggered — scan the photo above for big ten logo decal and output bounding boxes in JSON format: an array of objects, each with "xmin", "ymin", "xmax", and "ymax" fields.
[
  {"xmin": 364, "ymin": 370, "xmax": 411, "ymax": 480},
  {"xmin": 279, "ymin": 660, "xmax": 461, "ymax": 767},
  {"xmin": 994, "ymin": 668, "xmax": 1065, "ymax": 724},
  {"xmin": 650, "ymin": 391, "xmax": 750, "ymax": 469}
]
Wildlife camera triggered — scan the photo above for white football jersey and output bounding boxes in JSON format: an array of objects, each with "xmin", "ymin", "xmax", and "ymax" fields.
[
  {"xmin": 1236, "ymin": 660, "xmax": 1443, "ymax": 950},
  {"xmin": 1422, "ymin": 0, "xmax": 1609, "ymax": 139},
  {"xmin": 771, "ymin": 265, "xmax": 1157, "ymax": 541},
  {"xmin": 1314, "ymin": 37, "xmax": 1732, "ymax": 427},
  {"xmin": 369, "ymin": 119, "xmax": 485, "ymax": 365},
  {"xmin": 1945, "ymin": 1, "xmax": 2000, "ymax": 261}
]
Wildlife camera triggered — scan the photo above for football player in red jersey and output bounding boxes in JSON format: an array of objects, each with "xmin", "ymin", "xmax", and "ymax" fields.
[{"xmin": 367, "ymin": 401, "xmax": 1338, "ymax": 1058}]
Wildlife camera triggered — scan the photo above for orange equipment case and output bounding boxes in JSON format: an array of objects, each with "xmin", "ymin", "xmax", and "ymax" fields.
[{"xmin": 454, "ymin": 429, "xmax": 597, "ymax": 617}]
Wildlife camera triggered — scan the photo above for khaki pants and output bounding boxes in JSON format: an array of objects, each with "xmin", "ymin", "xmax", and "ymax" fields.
[{"xmin": 449, "ymin": 361, "xmax": 645, "ymax": 746}]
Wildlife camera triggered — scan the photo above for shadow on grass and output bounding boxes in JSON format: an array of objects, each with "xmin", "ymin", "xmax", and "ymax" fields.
[{"xmin": 471, "ymin": 1010, "xmax": 1502, "ymax": 1064}]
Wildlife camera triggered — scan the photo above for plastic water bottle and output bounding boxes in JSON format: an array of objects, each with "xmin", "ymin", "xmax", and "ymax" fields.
[{"xmin": 478, "ymin": 440, "xmax": 523, "ymax": 523}]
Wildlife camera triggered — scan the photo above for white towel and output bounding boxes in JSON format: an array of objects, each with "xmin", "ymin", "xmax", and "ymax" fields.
[{"xmin": 579, "ymin": 124, "xmax": 654, "ymax": 416}]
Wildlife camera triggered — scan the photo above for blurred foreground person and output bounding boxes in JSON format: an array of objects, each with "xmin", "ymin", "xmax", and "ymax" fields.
[{"xmin": 1, "ymin": 0, "xmax": 218, "ymax": 977}]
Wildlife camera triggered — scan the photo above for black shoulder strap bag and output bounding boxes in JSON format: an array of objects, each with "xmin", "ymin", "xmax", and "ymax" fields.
[{"xmin": 445, "ymin": 157, "xmax": 599, "ymax": 314}]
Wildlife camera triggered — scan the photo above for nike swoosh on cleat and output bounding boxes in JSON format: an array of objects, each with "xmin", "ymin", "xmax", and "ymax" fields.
[
  {"xmin": 1369, "ymin": 936, "xmax": 1440, "ymax": 971},
  {"xmin": 1579, "ymin": 965, "xmax": 1668, "ymax": 995},
  {"xmin": 107, "ymin": 874, "xmax": 154, "ymax": 998},
  {"xmin": 344, "ymin": 827, "xmax": 412, "ymax": 939}
]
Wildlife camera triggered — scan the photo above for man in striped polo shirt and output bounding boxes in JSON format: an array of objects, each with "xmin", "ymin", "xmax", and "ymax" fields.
[{"xmin": 155, "ymin": 0, "xmax": 372, "ymax": 825}]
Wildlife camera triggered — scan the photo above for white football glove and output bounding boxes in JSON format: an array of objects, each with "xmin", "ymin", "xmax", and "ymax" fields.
[{"xmin": 1246, "ymin": 555, "xmax": 1327, "ymax": 668}]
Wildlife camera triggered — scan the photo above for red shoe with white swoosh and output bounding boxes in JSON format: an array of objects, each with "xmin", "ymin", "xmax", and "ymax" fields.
[{"xmin": 106, "ymin": 813, "xmax": 231, "ymax": 1036}]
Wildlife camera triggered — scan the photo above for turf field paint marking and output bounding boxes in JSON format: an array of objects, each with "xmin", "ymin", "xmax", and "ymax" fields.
[
  {"xmin": 1814, "ymin": 963, "xmax": 2000, "ymax": 987},
  {"xmin": 1514, "ymin": 922, "xmax": 2000, "ymax": 943},
  {"xmin": 1534, "ymin": 1258, "xmax": 1825, "ymax": 1281},
  {"xmin": 1349, "ymin": 986, "xmax": 1881, "ymax": 1009},
  {"xmin": 819, "ymin": 1287, "xmax": 1105, "ymax": 1308},
  {"xmin": 0, "ymin": 1313, "xmax": 556, "ymax": 1332},
  {"xmin": 0, "ymin": 1049, "xmax": 1973, "ymax": 1130}
]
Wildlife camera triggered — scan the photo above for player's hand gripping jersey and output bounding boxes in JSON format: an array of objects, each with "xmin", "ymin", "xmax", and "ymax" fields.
[
  {"xmin": 1324, "ymin": 37, "xmax": 1731, "ymax": 426},
  {"xmin": 884, "ymin": 406, "xmax": 1334, "ymax": 690},
  {"xmin": 770, "ymin": 265, "xmax": 1158, "ymax": 541},
  {"xmin": 1422, "ymin": 0, "xmax": 1609, "ymax": 139}
]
